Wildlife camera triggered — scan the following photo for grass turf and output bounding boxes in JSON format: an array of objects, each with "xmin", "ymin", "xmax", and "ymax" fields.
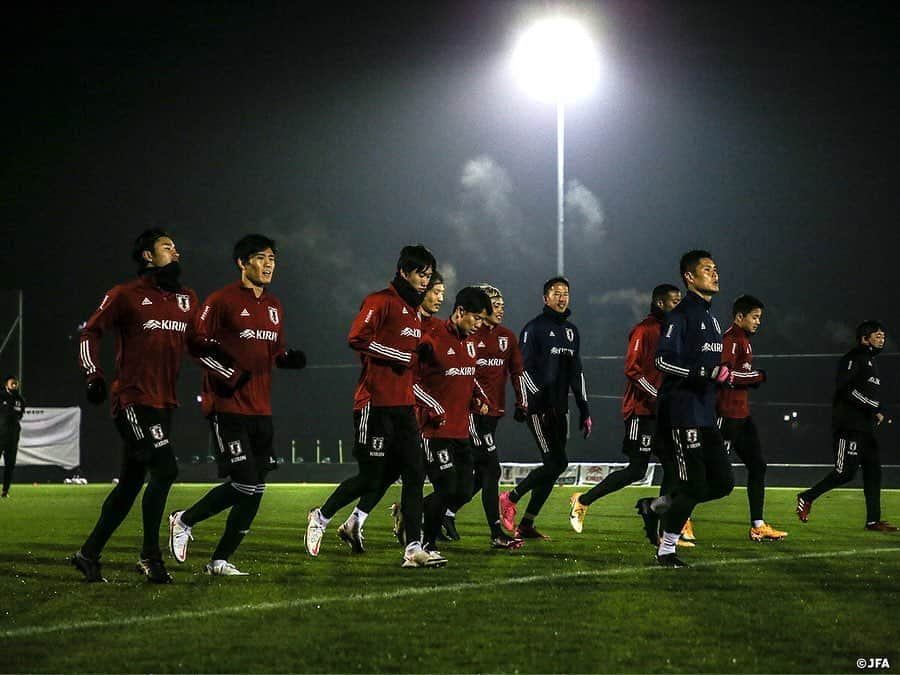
[{"xmin": 1, "ymin": 484, "xmax": 898, "ymax": 673}]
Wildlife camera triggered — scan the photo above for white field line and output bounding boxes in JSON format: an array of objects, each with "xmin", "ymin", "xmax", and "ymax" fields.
[{"xmin": 2, "ymin": 546, "xmax": 899, "ymax": 640}]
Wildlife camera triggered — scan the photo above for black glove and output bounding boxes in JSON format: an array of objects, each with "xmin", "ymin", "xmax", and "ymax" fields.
[
  {"xmin": 750, "ymin": 369, "xmax": 766, "ymax": 389},
  {"xmin": 514, "ymin": 407, "xmax": 528, "ymax": 423},
  {"xmin": 213, "ymin": 369, "xmax": 251, "ymax": 398},
  {"xmin": 415, "ymin": 341, "xmax": 434, "ymax": 360},
  {"xmin": 426, "ymin": 409, "xmax": 446, "ymax": 429},
  {"xmin": 86, "ymin": 378, "xmax": 107, "ymax": 405},
  {"xmin": 276, "ymin": 349, "xmax": 307, "ymax": 370},
  {"xmin": 193, "ymin": 337, "xmax": 234, "ymax": 367}
]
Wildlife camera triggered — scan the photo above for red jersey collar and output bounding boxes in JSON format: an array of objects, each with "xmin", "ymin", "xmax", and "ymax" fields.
[{"xmin": 235, "ymin": 279, "xmax": 268, "ymax": 299}]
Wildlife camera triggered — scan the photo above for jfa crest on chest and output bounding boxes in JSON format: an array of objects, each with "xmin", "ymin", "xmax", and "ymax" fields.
[
  {"xmin": 566, "ymin": 328, "xmax": 574, "ymax": 342},
  {"xmin": 498, "ymin": 336, "xmax": 508, "ymax": 351},
  {"xmin": 466, "ymin": 341, "xmax": 476, "ymax": 358},
  {"xmin": 176, "ymin": 294, "xmax": 191, "ymax": 312},
  {"xmin": 268, "ymin": 307, "xmax": 279, "ymax": 325}
]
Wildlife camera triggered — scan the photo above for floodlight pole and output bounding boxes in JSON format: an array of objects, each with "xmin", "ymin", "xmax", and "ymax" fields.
[
  {"xmin": 18, "ymin": 290, "xmax": 23, "ymax": 388},
  {"xmin": 556, "ymin": 101, "xmax": 565, "ymax": 276}
]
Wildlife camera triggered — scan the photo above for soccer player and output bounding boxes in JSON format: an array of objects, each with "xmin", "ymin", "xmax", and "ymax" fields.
[
  {"xmin": 718, "ymin": 295, "xmax": 787, "ymax": 541},
  {"xmin": 796, "ymin": 321, "xmax": 897, "ymax": 531},
  {"xmin": 304, "ymin": 245, "xmax": 447, "ymax": 568},
  {"xmin": 387, "ymin": 270, "xmax": 443, "ymax": 543},
  {"xmin": 1, "ymin": 375, "xmax": 25, "ymax": 498},
  {"xmin": 419, "ymin": 270, "xmax": 444, "ymax": 332},
  {"xmin": 568, "ymin": 284, "xmax": 681, "ymax": 534},
  {"xmin": 636, "ymin": 250, "xmax": 735, "ymax": 568},
  {"xmin": 457, "ymin": 283, "xmax": 526, "ymax": 549},
  {"xmin": 72, "ymin": 229, "xmax": 202, "ymax": 583},
  {"xmin": 168, "ymin": 234, "xmax": 307, "ymax": 576},
  {"xmin": 499, "ymin": 276, "xmax": 592, "ymax": 540},
  {"xmin": 417, "ymin": 286, "xmax": 493, "ymax": 551}
]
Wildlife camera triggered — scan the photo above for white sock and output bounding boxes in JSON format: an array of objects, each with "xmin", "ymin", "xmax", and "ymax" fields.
[
  {"xmin": 752, "ymin": 519, "xmax": 764, "ymax": 528},
  {"xmin": 658, "ymin": 531, "xmax": 681, "ymax": 556},
  {"xmin": 352, "ymin": 507, "xmax": 369, "ymax": 526},
  {"xmin": 405, "ymin": 541, "xmax": 422, "ymax": 555},
  {"xmin": 315, "ymin": 508, "xmax": 331, "ymax": 526}
]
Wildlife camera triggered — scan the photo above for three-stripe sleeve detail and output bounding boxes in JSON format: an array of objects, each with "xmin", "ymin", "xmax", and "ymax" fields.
[{"xmin": 369, "ymin": 342, "xmax": 412, "ymax": 364}]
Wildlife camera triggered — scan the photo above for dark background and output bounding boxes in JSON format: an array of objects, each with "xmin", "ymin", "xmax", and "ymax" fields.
[{"xmin": 2, "ymin": 2, "xmax": 898, "ymax": 477}]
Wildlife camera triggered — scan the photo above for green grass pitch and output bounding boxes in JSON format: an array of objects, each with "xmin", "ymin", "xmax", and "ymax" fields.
[{"xmin": 1, "ymin": 484, "xmax": 898, "ymax": 673}]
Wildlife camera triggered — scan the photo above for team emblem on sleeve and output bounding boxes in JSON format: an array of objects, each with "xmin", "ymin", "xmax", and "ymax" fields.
[
  {"xmin": 268, "ymin": 306, "xmax": 279, "ymax": 325},
  {"xmin": 498, "ymin": 336, "xmax": 508, "ymax": 351},
  {"xmin": 566, "ymin": 328, "xmax": 574, "ymax": 342},
  {"xmin": 176, "ymin": 294, "xmax": 191, "ymax": 312}
]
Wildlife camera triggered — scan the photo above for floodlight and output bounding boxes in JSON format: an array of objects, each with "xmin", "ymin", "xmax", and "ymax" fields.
[{"xmin": 512, "ymin": 17, "xmax": 600, "ymax": 104}]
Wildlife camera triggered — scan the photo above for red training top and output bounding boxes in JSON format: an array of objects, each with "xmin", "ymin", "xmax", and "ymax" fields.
[
  {"xmin": 416, "ymin": 319, "xmax": 487, "ymax": 439},
  {"xmin": 717, "ymin": 324, "xmax": 766, "ymax": 419},
  {"xmin": 472, "ymin": 323, "xmax": 525, "ymax": 418},
  {"xmin": 79, "ymin": 276, "xmax": 200, "ymax": 416},
  {"xmin": 194, "ymin": 281, "xmax": 286, "ymax": 416},
  {"xmin": 349, "ymin": 283, "xmax": 421, "ymax": 410},
  {"xmin": 621, "ymin": 314, "xmax": 664, "ymax": 420}
]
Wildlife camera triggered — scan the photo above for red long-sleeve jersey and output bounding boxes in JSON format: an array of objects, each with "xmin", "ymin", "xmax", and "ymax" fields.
[
  {"xmin": 622, "ymin": 314, "xmax": 664, "ymax": 420},
  {"xmin": 717, "ymin": 325, "xmax": 766, "ymax": 419},
  {"xmin": 416, "ymin": 319, "xmax": 487, "ymax": 439},
  {"xmin": 79, "ymin": 276, "xmax": 199, "ymax": 416},
  {"xmin": 194, "ymin": 282, "xmax": 286, "ymax": 416},
  {"xmin": 349, "ymin": 284, "xmax": 422, "ymax": 410},
  {"xmin": 472, "ymin": 323, "xmax": 525, "ymax": 418}
]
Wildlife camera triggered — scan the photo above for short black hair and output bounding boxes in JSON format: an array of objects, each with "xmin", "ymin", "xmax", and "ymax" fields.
[
  {"xmin": 427, "ymin": 270, "xmax": 445, "ymax": 290},
  {"xmin": 454, "ymin": 286, "xmax": 493, "ymax": 315},
  {"xmin": 856, "ymin": 320, "xmax": 885, "ymax": 341},
  {"xmin": 679, "ymin": 250, "xmax": 713, "ymax": 285},
  {"xmin": 543, "ymin": 276, "xmax": 569, "ymax": 296},
  {"xmin": 397, "ymin": 245, "xmax": 436, "ymax": 276},
  {"xmin": 131, "ymin": 229, "xmax": 170, "ymax": 267},
  {"xmin": 233, "ymin": 234, "xmax": 276, "ymax": 267},
  {"xmin": 4, "ymin": 375, "xmax": 17, "ymax": 383},
  {"xmin": 651, "ymin": 284, "xmax": 680, "ymax": 307},
  {"xmin": 732, "ymin": 294, "xmax": 764, "ymax": 318}
]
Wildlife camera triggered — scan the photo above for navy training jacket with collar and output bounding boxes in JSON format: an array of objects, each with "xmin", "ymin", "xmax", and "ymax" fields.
[
  {"xmin": 654, "ymin": 291, "xmax": 725, "ymax": 428},
  {"xmin": 519, "ymin": 306, "xmax": 589, "ymax": 416}
]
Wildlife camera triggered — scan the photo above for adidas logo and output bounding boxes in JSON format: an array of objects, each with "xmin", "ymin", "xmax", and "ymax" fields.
[
  {"xmin": 402, "ymin": 307, "xmax": 409, "ymax": 314},
  {"xmin": 141, "ymin": 297, "xmax": 153, "ymax": 306},
  {"xmin": 701, "ymin": 322, "xmax": 706, "ymax": 329},
  {"xmin": 447, "ymin": 348, "xmax": 456, "ymax": 355},
  {"xmin": 549, "ymin": 331, "xmax": 555, "ymax": 337},
  {"xmin": 240, "ymin": 308, "xmax": 250, "ymax": 317},
  {"xmin": 477, "ymin": 341, "xmax": 485, "ymax": 348}
]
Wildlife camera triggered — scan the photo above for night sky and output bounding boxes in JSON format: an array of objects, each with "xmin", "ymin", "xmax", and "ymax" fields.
[{"xmin": 3, "ymin": 2, "xmax": 899, "ymax": 472}]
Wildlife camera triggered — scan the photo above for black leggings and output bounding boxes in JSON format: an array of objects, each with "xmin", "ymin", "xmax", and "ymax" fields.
[{"xmin": 511, "ymin": 411, "xmax": 569, "ymax": 520}]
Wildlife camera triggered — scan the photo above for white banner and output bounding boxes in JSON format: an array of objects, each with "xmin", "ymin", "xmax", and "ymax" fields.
[
  {"xmin": 3, "ymin": 407, "xmax": 82, "ymax": 469},
  {"xmin": 500, "ymin": 462, "xmax": 655, "ymax": 487}
]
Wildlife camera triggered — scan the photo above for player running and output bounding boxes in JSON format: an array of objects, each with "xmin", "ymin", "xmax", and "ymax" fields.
[{"xmin": 168, "ymin": 234, "xmax": 306, "ymax": 576}]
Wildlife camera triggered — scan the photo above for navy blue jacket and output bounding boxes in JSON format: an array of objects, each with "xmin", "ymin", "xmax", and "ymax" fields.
[
  {"xmin": 832, "ymin": 345, "xmax": 883, "ymax": 433},
  {"xmin": 519, "ymin": 306, "xmax": 590, "ymax": 416},
  {"xmin": 655, "ymin": 291, "xmax": 724, "ymax": 428},
  {"xmin": 0, "ymin": 388, "xmax": 24, "ymax": 433}
]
